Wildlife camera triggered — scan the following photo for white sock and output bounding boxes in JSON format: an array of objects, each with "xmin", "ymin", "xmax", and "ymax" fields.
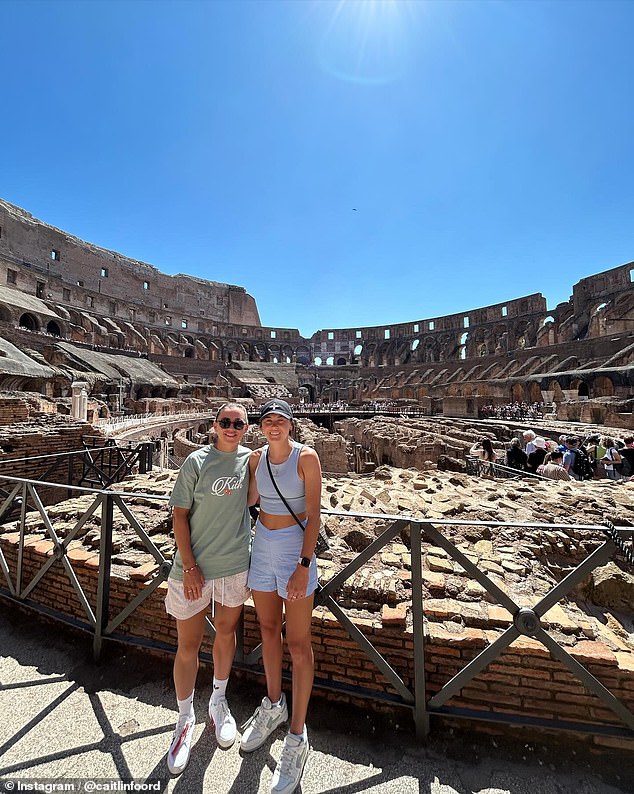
[
  {"xmin": 290, "ymin": 724, "xmax": 307, "ymax": 741},
  {"xmin": 211, "ymin": 676, "xmax": 228, "ymax": 705},
  {"xmin": 177, "ymin": 690, "xmax": 195, "ymax": 719},
  {"xmin": 271, "ymin": 694, "xmax": 283, "ymax": 707}
]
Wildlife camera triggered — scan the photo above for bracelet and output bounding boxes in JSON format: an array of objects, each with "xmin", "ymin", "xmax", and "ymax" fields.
[{"xmin": 182, "ymin": 564, "xmax": 198, "ymax": 574}]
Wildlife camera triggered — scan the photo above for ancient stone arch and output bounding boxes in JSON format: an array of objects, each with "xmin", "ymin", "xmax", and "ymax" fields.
[
  {"xmin": 574, "ymin": 380, "xmax": 589, "ymax": 398},
  {"xmin": 548, "ymin": 380, "xmax": 565, "ymax": 402},
  {"xmin": 268, "ymin": 344, "xmax": 280, "ymax": 364},
  {"xmin": 422, "ymin": 336, "xmax": 439, "ymax": 363},
  {"xmin": 296, "ymin": 345, "xmax": 310, "ymax": 365},
  {"xmin": 376, "ymin": 340, "xmax": 393, "ymax": 366},
  {"xmin": 527, "ymin": 381, "xmax": 543, "ymax": 402},
  {"xmin": 362, "ymin": 342, "xmax": 377, "ymax": 368},
  {"xmin": 224, "ymin": 341, "xmax": 240, "ymax": 363},
  {"xmin": 252, "ymin": 341, "xmax": 268, "ymax": 361},
  {"xmin": 458, "ymin": 332, "xmax": 469, "ymax": 360},
  {"xmin": 592, "ymin": 375, "xmax": 615, "ymax": 397},
  {"xmin": 510, "ymin": 383, "xmax": 525, "ymax": 402},
  {"xmin": 46, "ymin": 320, "xmax": 62, "ymax": 336},
  {"xmin": 19, "ymin": 313, "xmax": 39, "ymax": 331},
  {"xmin": 393, "ymin": 340, "xmax": 411, "ymax": 365}
]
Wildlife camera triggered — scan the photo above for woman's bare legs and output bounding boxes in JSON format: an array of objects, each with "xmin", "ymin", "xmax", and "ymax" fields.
[{"xmin": 252, "ymin": 590, "xmax": 284, "ymax": 703}]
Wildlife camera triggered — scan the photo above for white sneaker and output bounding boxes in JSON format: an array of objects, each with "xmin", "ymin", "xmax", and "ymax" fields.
[
  {"xmin": 240, "ymin": 693, "xmax": 288, "ymax": 752},
  {"xmin": 209, "ymin": 696, "xmax": 237, "ymax": 748},
  {"xmin": 167, "ymin": 713, "xmax": 195, "ymax": 774},
  {"xmin": 271, "ymin": 730, "xmax": 309, "ymax": 794}
]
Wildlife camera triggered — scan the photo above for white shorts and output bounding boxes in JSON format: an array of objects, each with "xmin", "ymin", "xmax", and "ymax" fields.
[{"xmin": 165, "ymin": 570, "xmax": 250, "ymax": 621}]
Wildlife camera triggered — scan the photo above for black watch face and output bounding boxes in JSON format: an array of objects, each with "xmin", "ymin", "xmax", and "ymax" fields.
[{"xmin": 300, "ymin": 557, "xmax": 310, "ymax": 567}]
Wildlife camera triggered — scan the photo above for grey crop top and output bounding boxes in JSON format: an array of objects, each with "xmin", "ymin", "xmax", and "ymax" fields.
[{"xmin": 255, "ymin": 441, "xmax": 306, "ymax": 515}]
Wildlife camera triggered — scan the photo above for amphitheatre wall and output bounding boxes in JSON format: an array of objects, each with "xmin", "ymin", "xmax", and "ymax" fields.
[
  {"xmin": 0, "ymin": 198, "xmax": 633, "ymax": 418},
  {"xmin": 0, "ymin": 198, "xmax": 261, "ymax": 332}
]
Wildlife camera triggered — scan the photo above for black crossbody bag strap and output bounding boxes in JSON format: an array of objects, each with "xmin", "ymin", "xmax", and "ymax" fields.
[{"xmin": 265, "ymin": 446, "xmax": 306, "ymax": 532}]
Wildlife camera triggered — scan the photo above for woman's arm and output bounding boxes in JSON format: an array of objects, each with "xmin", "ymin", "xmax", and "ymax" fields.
[
  {"xmin": 298, "ymin": 447, "xmax": 322, "ymax": 559},
  {"xmin": 247, "ymin": 449, "xmax": 262, "ymax": 507},
  {"xmin": 172, "ymin": 506, "xmax": 204, "ymax": 600},
  {"xmin": 285, "ymin": 447, "xmax": 322, "ymax": 600}
]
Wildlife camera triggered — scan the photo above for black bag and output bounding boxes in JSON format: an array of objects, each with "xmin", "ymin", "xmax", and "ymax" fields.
[
  {"xmin": 265, "ymin": 448, "xmax": 330, "ymax": 557},
  {"xmin": 571, "ymin": 447, "xmax": 594, "ymax": 480},
  {"xmin": 619, "ymin": 453, "xmax": 633, "ymax": 478}
]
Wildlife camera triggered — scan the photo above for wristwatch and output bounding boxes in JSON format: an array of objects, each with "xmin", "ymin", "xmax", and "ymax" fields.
[{"xmin": 298, "ymin": 556, "xmax": 311, "ymax": 568}]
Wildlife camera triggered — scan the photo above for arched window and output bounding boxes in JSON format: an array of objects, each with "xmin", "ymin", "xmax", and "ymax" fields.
[{"xmin": 19, "ymin": 313, "xmax": 37, "ymax": 331}]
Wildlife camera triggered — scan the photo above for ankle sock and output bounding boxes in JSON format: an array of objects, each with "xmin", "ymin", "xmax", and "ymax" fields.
[
  {"xmin": 210, "ymin": 676, "xmax": 228, "ymax": 705},
  {"xmin": 177, "ymin": 690, "xmax": 195, "ymax": 719},
  {"xmin": 290, "ymin": 724, "xmax": 307, "ymax": 741}
]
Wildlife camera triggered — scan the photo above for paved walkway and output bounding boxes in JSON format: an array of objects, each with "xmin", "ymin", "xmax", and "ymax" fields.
[{"xmin": 0, "ymin": 608, "xmax": 631, "ymax": 794}]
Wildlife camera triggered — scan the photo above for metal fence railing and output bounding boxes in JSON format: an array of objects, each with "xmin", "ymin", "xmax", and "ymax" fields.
[
  {"xmin": 0, "ymin": 473, "xmax": 632, "ymax": 741},
  {"xmin": 464, "ymin": 456, "xmax": 551, "ymax": 481},
  {"xmin": 0, "ymin": 443, "xmax": 155, "ymax": 514},
  {"xmin": 95, "ymin": 409, "xmax": 214, "ymax": 435}
]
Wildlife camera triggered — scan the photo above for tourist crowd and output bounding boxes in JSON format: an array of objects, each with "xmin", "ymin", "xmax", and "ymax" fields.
[
  {"xmin": 470, "ymin": 430, "xmax": 634, "ymax": 483},
  {"xmin": 479, "ymin": 402, "xmax": 545, "ymax": 421},
  {"xmin": 297, "ymin": 400, "xmax": 402, "ymax": 413}
]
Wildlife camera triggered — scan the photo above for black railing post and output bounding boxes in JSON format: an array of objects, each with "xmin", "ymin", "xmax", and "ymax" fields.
[
  {"xmin": 93, "ymin": 493, "xmax": 113, "ymax": 662},
  {"xmin": 67, "ymin": 452, "xmax": 73, "ymax": 500},
  {"xmin": 16, "ymin": 482, "xmax": 28, "ymax": 596},
  {"xmin": 410, "ymin": 520, "xmax": 429, "ymax": 740},
  {"xmin": 138, "ymin": 442, "xmax": 154, "ymax": 474}
]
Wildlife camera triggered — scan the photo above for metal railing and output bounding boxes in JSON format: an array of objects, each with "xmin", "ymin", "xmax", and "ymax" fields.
[
  {"xmin": 0, "ymin": 443, "xmax": 155, "ymax": 513},
  {"xmin": 0, "ymin": 473, "xmax": 632, "ymax": 741},
  {"xmin": 95, "ymin": 409, "xmax": 213, "ymax": 435},
  {"xmin": 465, "ymin": 456, "xmax": 550, "ymax": 481}
]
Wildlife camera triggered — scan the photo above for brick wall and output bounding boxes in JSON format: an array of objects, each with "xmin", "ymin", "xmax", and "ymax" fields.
[
  {"xmin": 0, "ymin": 416, "xmax": 107, "ymax": 504},
  {"xmin": 0, "ymin": 397, "xmax": 29, "ymax": 424}
]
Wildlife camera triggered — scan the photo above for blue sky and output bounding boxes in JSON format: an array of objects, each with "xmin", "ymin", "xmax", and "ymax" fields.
[{"xmin": 1, "ymin": 0, "xmax": 633, "ymax": 337}]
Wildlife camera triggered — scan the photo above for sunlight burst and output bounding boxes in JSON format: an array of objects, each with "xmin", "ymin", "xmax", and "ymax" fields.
[{"xmin": 317, "ymin": 0, "xmax": 422, "ymax": 85}]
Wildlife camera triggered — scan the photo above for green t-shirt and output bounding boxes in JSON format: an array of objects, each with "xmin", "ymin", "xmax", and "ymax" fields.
[{"xmin": 168, "ymin": 444, "xmax": 251, "ymax": 581}]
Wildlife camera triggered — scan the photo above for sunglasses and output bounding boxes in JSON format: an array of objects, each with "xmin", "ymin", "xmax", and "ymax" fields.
[{"xmin": 217, "ymin": 417, "xmax": 246, "ymax": 430}]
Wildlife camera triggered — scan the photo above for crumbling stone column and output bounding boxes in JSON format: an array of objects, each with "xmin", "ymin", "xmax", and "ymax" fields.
[{"xmin": 71, "ymin": 381, "xmax": 89, "ymax": 421}]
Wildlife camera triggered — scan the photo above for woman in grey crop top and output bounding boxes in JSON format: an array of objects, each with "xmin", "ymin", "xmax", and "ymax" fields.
[{"xmin": 242, "ymin": 399, "xmax": 322, "ymax": 792}]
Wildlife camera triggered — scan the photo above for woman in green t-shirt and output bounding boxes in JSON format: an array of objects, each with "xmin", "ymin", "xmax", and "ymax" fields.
[{"xmin": 165, "ymin": 402, "xmax": 251, "ymax": 774}]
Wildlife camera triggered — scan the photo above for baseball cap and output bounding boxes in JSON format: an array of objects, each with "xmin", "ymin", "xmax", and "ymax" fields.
[{"xmin": 259, "ymin": 399, "xmax": 294, "ymax": 422}]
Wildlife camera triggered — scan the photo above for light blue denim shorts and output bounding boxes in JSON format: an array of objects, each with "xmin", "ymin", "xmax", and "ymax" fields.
[{"xmin": 247, "ymin": 519, "xmax": 318, "ymax": 600}]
